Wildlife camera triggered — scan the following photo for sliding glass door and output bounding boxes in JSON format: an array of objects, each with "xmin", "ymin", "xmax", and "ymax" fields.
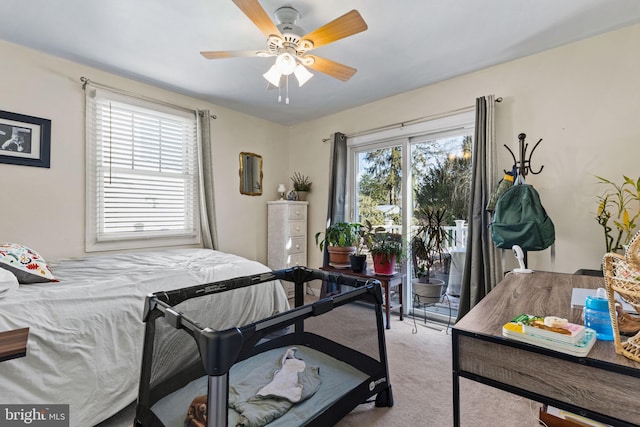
[
  {"xmin": 347, "ymin": 112, "xmax": 474, "ymax": 320},
  {"xmin": 410, "ymin": 132, "xmax": 472, "ymax": 298}
]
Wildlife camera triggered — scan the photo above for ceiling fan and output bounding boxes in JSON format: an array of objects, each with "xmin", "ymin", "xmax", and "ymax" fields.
[{"xmin": 200, "ymin": 0, "xmax": 368, "ymax": 91}]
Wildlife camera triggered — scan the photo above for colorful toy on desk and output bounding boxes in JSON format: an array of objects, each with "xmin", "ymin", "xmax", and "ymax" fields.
[{"xmin": 502, "ymin": 313, "xmax": 596, "ymax": 357}]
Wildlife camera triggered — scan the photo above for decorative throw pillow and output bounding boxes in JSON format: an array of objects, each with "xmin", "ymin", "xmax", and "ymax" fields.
[
  {"xmin": 0, "ymin": 243, "xmax": 57, "ymax": 284},
  {"xmin": 0, "ymin": 268, "xmax": 19, "ymax": 298}
]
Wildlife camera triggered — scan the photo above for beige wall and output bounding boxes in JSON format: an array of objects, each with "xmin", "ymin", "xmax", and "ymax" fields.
[
  {"xmin": 0, "ymin": 40, "xmax": 289, "ymax": 263},
  {"xmin": 1, "ymin": 23, "xmax": 639, "ymax": 275},
  {"xmin": 290, "ymin": 23, "xmax": 640, "ymax": 274}
]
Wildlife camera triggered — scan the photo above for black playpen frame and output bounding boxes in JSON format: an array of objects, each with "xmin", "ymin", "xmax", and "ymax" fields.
[{"xmin": 135, "ymin": 266, "xmax": 394, "ymax": 427}]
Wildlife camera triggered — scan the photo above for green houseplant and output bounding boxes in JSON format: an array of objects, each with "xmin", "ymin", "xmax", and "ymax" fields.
[
  {"xmin": 290, "ymin": 172, "xmax": 312, "ymax": 201},
  {"xmin": 346, "ymin": 220, "xmax": 386, "ymax": 273},
  {"xmin": 349, "ymin": 221, "xmax": 372, "ymax": 272},
  {"xmin": 315, "ymin": 222, "xmax": 359, "ymax": 268},
  {"xmin": 368, "ymin": 230, "xmax": 404, "ymax": 275},
  {"xmin": 409, "ymin": 207, "xmax": 450, "ymax": 302},
  {"xmin": 596, "ymin": 175, "xmax": 640, "ymax": 253}
]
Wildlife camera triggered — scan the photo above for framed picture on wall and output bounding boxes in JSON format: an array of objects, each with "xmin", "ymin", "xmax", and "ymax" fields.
[{"xmin": 0, "ymin": 110, "xmax": 51, "ymax": 168}]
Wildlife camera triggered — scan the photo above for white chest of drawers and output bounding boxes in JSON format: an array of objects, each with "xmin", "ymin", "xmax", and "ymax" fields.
[{"xmin": 267, "ymin": 201, "xmax": 308, "ymax": 298}]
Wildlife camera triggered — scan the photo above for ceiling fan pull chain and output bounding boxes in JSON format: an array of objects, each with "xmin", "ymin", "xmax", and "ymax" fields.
[
  {"xmin": 278, "ymin": 84, "xmax": 282, "ymax": 104},
  {"xmin": 286, "ymin": 75, "xmax": 290, "ymax": 105}
]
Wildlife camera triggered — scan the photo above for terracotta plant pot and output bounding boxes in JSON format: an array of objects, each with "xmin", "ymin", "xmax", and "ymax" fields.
[
  {"xmin": 372, "ymin": 253, "xmax": 396, "ymax": 275},
  {"xmin": 327, "ymin": 246, "xmax": 356, "ymax": 268}
]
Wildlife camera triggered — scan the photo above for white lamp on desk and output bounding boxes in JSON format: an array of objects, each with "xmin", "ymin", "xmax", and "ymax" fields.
[{"xmin": 512, "ymin": 245, "xmax": 532, "ymax": 273}]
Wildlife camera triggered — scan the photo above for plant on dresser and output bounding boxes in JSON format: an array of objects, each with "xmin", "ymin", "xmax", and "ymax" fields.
[{"xmin": 290, "ymin": 172, "xmax": 312, "ymax": 201}]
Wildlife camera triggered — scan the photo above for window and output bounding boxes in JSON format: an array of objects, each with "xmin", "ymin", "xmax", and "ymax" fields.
[{"xmin": 85, "ymin": 88, "xmax": 200, "ymax": 251}]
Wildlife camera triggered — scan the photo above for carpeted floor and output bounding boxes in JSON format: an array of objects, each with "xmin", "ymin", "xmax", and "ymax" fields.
[{"xmin": 99, "ymin": 316, "xmax": 542, "ymax": 427}]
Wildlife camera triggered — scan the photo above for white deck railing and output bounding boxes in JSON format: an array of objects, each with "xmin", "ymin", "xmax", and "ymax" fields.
[{"xmin": 375, "ymin": 220, "xmax": 467, "ymax": 251}]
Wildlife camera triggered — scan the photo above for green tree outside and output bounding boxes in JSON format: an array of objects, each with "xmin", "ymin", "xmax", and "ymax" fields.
[{"xmin": 356, "ymin": 135, "xmax": 472, "ymax": 228}]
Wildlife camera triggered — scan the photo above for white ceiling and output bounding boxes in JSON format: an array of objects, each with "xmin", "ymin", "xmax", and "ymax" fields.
[{"xmin": 2, "ymin": 0, "xmax": 640, "ymax": 126}]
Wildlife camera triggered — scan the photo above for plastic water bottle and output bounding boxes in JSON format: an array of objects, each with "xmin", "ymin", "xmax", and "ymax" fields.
[{"xmin": 584, "ymin": 288, "xmax": 614, "ymax": 341}]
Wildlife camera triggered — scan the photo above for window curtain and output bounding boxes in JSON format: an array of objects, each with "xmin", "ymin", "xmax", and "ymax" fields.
[
  {"xmin": 322, "ymin": 132, "xmax": 347, "ymax": 267},
  {"xmin": 197, "ymin": 109, "xmax": 218, "ymax": 249},
  {"xmin": 457, "ymin": 95, "xmax": 502, "ymax": 320}
]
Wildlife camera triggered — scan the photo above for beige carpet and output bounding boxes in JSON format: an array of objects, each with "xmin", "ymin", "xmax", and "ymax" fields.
[
  {"xmin": 99, "ymin": 316, "xmax": 542, "ymax": 427},
  {"xmin": 336, "ymin": 318, "xmax": 542, "ymax": 426}
]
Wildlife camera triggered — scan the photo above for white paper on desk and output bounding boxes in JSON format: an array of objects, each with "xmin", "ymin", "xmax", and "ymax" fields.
[{"xmin": 571, "ymin": 288, "xmax": 635, "ymax": 313}]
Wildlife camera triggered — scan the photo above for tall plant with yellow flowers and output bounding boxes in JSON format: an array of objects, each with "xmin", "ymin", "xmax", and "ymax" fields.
[{"xmin": 596, "ymin": 175, "xmax": 640, "ymax": 253}]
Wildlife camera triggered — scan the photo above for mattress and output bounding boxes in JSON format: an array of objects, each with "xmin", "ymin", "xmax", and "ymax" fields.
[
  {"xmin": 0, "ymin": 248, "xmax": 289, "ymax": 427},
  {"xmin": 152, "ymin": 346, "xmax": 369, "ymax": 427}
]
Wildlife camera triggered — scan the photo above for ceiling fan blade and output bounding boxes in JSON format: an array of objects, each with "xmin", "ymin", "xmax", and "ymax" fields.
[
  {"xmin": 232, "ymin": 0, "xmax": 282, "ymax": 38},
  {"xmin": 300, "ymin": 10, "xmax": 367, "ymax": 50},
  {"xmin": 304, "ymin": 56, "xmax": 357, "ymax": 81},
  {"xmin": 200, "ymin": 50, "xmax": 266, "ymax": 59}
]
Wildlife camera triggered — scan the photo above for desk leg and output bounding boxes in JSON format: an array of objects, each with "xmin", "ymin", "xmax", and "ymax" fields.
[
  {"xmin": 453, "ymin": 371, "xmax": 460, "ymax": 427},
  {"xmin": 452, "ymin": 331, "xmax": 461, "ymax": 427}
]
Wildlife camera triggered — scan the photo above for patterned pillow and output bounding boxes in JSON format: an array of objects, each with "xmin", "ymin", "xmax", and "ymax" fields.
[{"xmin": 0, "ymin": 243, "xmax": 57, "ymax": 284}]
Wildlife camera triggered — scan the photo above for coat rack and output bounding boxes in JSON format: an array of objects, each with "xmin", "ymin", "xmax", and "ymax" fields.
[
  {"xmin": 504, "ymin": 133, "xmax": 544, "ymax": 178},
  {"xmin": 500, "ymin": 133, "xmax": 546, "ymax": 269}
]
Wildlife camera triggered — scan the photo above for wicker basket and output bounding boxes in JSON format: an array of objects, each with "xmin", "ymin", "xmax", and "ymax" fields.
[{"xmin": 603, "ymin": 230, "xmax": 640, "ymax": 362}]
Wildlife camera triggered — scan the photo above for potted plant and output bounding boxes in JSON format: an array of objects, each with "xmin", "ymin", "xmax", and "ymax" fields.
[
  {"xmin": 349, "ymin": 220, "xmax": 385, "ymax": 273},
  {"xmin": 290, "ymin": 172, "xmax": 312, "ymax": 201},
  {"xmin": 596, "ymin": 175, "xmax": 640, "ymax": 254},
  {"xmin": 410, "ymin": 207, "xmax": 450, "ymax": 303},
  {"xmin": 368, "ymin": 230, "xmax": 404, "ymax": 275},
  {"xmin": 315, "ymin": 222, "xmax": 359, "ymax": 268}
]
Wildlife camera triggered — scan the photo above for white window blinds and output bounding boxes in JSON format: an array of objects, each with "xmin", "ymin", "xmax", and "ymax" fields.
[{"xmin": 85, "ymin": 87, "xmax": 200, "ymax": 251}]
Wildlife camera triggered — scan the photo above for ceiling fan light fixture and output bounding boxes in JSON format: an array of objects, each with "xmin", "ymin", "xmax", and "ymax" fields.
[
  {"xmin": 263, "ymin": 64, "xmax": 282, "ymax": 87},
  {"xmin": 275, "ymin": 52, "xmax": 297, "ymax": 75},
  {"xmin": 293, "ymin": 64, "xmax": 313, "ymax": 86}
]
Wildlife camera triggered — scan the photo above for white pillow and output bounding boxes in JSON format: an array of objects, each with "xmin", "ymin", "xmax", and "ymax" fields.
[{"xmin": 0, "ymin": 268, "xmax": 19, "ymax": 298}]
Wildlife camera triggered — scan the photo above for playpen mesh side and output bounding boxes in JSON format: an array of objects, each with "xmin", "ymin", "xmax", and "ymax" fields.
[
  {"xmin": 302, "ymin": 277, "xmax": 382, "ymax": 362},
  {"xmin": 141, "ymin": 278, "xmax": 289, "ymax": 407},
  {"xmin": 139, "ymin": 273, "xmax": 384, "ymax": 417}
]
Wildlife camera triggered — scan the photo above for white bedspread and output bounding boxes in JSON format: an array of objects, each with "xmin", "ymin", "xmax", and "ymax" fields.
[{"xmin": 0, "ymin": 248, "xmax": 289, "ymax": 427}]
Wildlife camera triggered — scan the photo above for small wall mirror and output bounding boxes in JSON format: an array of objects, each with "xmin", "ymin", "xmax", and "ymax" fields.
[{"xmin": 239, "ymin": 152, "xmax": 263, "ymax": 196}]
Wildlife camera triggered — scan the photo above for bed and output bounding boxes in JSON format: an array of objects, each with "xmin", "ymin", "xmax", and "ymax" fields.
[
  {"xmin": 0, "ymin": 247, "xmax": 289, "ymax": 427},
  {"xmin": 136, "ymin": 267, "xmax": 394, "ymax": 427}
]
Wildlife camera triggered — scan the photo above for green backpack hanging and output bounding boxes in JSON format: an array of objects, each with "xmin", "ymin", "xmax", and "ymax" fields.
[{"xmin": 490, "ymin": 182, "xmax": 555, "ymax": 251}]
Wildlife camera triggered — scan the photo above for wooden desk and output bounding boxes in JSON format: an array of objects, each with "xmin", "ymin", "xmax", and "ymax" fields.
[
  {"xmin": 0, "ymin": 327, "xmax": 29, "ymax": 362},
  {"xmin": 452, "ymin": 271, "xmax": 640, "ymax": 427},
  {"xmin": 320, "ymin": 266, "xmax": 404, "ymax": 329}
]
